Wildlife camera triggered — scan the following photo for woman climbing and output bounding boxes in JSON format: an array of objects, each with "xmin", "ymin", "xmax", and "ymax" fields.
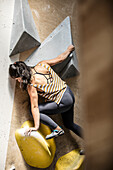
[{"xmin": 9, "ymin": 45, "xmax": 83, "ymax": 141}]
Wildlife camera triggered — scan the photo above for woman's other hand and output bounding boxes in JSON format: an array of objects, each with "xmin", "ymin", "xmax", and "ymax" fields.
[{"xmin": 67, "ymin": 45, "xmax": 75, "ymax": 53}]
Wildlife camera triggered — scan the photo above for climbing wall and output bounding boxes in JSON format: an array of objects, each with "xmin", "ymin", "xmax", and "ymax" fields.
[{"xmin": 5, "ymin": 0, "xmax": 84, "ymax": 169}]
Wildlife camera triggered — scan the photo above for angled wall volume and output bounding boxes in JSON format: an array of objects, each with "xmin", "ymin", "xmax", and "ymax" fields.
[
  {"xmin": 60, "ymin": 51, "xmax": 79, "ymax": 80},
  {"xmin": 9, "ymin": 0, "xmax": 41, "ymax": 57},
  {"xmin": 25, "ymin": 16, "xmax": 79, "ymax": 79}
]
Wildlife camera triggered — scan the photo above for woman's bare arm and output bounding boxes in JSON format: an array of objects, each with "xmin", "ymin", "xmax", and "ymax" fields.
[
  {"xmin": 38, "ymin": 45, "xmax": 75, "ymax": 66},
  {"xmin": 26, "ymin": 85, "xmax": 40, "ymax": 135}
]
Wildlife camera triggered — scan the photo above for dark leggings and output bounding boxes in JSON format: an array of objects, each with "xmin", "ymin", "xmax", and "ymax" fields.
[{"xmin": 30, "ymin": 86, "xmax": 83, "ymax": 138}]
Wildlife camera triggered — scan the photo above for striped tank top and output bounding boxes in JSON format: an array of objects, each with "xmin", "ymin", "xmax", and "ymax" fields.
[{"xmin": 30, "ymin": 63, "xmax": 67, "ymax": 104}]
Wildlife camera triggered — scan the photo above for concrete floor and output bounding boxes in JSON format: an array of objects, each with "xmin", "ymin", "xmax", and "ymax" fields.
[{"xmin": 5, "ymin": 0, "xmax": 83, "ymax": 169}]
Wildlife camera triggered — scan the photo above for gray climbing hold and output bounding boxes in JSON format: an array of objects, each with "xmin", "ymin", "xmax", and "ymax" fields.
[
  {"xmin": 9, "ymin": 0, "xmax": 40, "ymax": 57},
  {"xmin": 25, "ymin": 16, "xmax": 79, "ymax": 79}
]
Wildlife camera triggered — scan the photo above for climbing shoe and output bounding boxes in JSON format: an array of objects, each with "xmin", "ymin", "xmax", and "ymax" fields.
[{"xmin": 46, "ymin": 129, "xmax": 64, "ymax": 140}]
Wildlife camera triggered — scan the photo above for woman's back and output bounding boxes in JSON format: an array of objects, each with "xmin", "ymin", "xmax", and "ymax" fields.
[
  {"xmin": 31, "ymin": 63, "xmax": 53, "ymax": 86},
  {"xmin": 30, "ymin": 63, "xmax": 67, "ymax": 104}
]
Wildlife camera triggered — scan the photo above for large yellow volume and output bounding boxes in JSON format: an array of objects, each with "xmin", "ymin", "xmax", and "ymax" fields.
[
  {"xmin": 55, "ymin": 149, "xmax": 85, "ymax": 170},
  {"xmin": 15, "ymin": 120, "xmax": 56, "ymax": 168}
]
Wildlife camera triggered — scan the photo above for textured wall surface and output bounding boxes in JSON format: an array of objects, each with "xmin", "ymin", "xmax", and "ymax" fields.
[
  {"xmin": 0, "ymin": 0, "xmax": 19, "ymax": 170},
  {"xmin": 5, "ymin": 0, "xmax": 83, "ymax": 170}
]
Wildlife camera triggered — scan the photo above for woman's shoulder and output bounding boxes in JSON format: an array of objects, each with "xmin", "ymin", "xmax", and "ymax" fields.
[
  {"xmin": 34, "ymin": 62, "xmax": 51, "ymax": 73},
  {"xmin": 27, "ymin": 82, "xmax": 37, "ymax": 95},
  {"xmin": 27, "ymin": 74, "xmax": 35, "ymax": 88},
  {"xmin": 35, "ymin": 61, "xmax": 50, "ymax": 68}
]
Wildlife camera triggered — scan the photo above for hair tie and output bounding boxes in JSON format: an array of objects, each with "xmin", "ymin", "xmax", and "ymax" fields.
[{"xmin": 11, "ymin": 64, "xmax": 16, "ymax": 70}]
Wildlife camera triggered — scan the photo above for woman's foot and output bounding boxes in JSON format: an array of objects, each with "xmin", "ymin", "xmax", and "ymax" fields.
[{"xmin": 45, "ymin": 129, "xmax": 64, "ymax": 140}]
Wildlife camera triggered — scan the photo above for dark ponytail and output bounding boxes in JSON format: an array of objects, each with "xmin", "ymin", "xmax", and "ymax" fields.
[{"xmin": 9, "ymin": 61, "xmax": 32, "ymax": 90}]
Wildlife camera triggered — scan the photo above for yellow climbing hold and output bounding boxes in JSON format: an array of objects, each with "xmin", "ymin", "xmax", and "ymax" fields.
[
  {"xmin": 55, "ymin": 149, "xmax": 85, "ymax": 170},
  {"xmin": 15, "ymin": 120, "xmax": 56, "ymax": 168}
]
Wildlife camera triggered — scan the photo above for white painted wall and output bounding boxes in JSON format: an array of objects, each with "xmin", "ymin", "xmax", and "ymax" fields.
[{"xmin": 0, "ymin": 0, "xmax": 19, "ymax": 169}]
